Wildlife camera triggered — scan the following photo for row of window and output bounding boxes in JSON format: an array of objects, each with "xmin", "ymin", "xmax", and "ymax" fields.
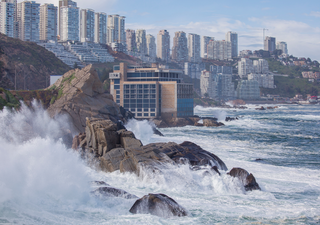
[
  {"xmin": 130, "ymin": 108, "xmax": 156, "ymax": 112},
  {"xmin": 124, "ymin": 84, "xmax": 156, "ymax": 89},
  {"xmin": 134, "ymin": 113, "xmax": 156, "ymax": 117},
  {"xmin": 124, "ymin": 89, "xmax": 156, "ymax": 94},
  {"xmin": 124, "ymin": 99, "xmax": 156, "ymax": 103},
  {"xmin": 123, "ymin": 104, "xmax": 156, "ymax": 108},
  {"xmin": 124, "ymin": 94, "xmax": 156, "ymax": 99}
]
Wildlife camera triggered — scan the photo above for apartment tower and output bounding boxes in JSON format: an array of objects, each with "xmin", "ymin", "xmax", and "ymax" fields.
[
  {"xmin": 0, "ymin": 0, "xmax": 14, "ymax": 37},
  {"xmin": 146, "ymin": 34, "xmax": 156, "ymax": 58},
  {"xmin": 157, "ymin": 29, "xmax": 170, "ymax": 61},
  {"xmin": 226, "ymin": 31, "xmax": 238, "ymax": 58},
  {"xmin": 39, "ymin": 3, "xmax": 57, "ymax": 41},
  {"xmin": 276, "ymin": 41, "xmax": 288, "ymax": 54},
  {"xmin": 136, "ymin": 29, "xmax": 147, "ymax": 55},
  {"xmin": 17, "ymin": 1, "xmax": 40, "ymax": 42},
  {"xmin": 264, "ymin": 36, "xmax": 276, "ymax": 52},
  {"xmin": 80, "ymin": 8, "xmax": 94, "ymax": 42},
  {"xmin": 94, "ymin": 12, "xmax": 106, "ymax": 44},
  {"xmin": 59, "ymin": 0, "xmax": 79, "ymax": 41},
  {"xmin": 201, "ymin": 36, "xmax": 214, "ymax": 58},
  {"xmin": 172, "ymin": 31, "xmax": 188, "ymax": 62},
  {"xmin": 188, "ymin": 33, "xmax": 201, "ymax": 62}
]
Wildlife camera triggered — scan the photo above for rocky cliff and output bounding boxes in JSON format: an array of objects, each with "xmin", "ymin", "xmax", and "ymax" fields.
[{"xmin": 0, "ymin": 33, "xmax": 70, "ymax": 90}]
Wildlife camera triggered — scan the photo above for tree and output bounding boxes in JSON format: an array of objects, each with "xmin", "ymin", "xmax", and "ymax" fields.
[{"xmin": 204, "ymin": 92, "xmax": 209, "ymax": 98}]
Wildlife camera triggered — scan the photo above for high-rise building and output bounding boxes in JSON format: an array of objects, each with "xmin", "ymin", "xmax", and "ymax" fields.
[
  {"xmin": 94, "ymin": 12, "xmax": 106, "ymax": 44},
  {"xmin": 276, "ymin": 41, "xmax": 288, "ymax": 54},
  {"xmin": 236, "ymin": 80, "xmax": 260, "ymax": 100},
  {"xmin": 207, "ymin": 40, "xmax": 231, "ymax": 60},
  {"xmin": 188, "ymin": 33, "xmax": 201, "ymax": 62},
  {"xmin": 146, "ymin": 34, "xmax": 156, "ymax": 59},
  {"xmin": 16, "ymin": 1, "xmax": 40, "ymax": 42},
  {"xmin": 264, "ymin": 36, "xmax": 276, "ymax": 52},
  {"xmin": 253, "ymin": 59, "xmax": 269, "ymax": 74},
  {"xmin": 238, "ymin": 58, "xmax": 253, "ymax": 79},
  {"xmin": 0, "ymin": 1, "xmax": 15, "ymax": 37},
  {"xmin": 226, "ymin": 31, "xmax": 238, "ymax": 58},
  {"xmin": 201, "ymin": 36, "xmax": 214, "ymax": 58},
  {"xmin": 107, "ymin": 14, "xmax": 125, "ymax": 45},
  {"xmin": 80, "ymin": 9, "xmax": 94, "ymax": 42},
  {"xmin": 39, "ymin": 3, "xmax": 57, "ymax": 41},
  {"xmin": 59, "ymin": 0, "xmax": 79, "ymax": 41},
  {"xmin": 126, "ymin": 29, "xmax": 135, "ymax": 52},
  {"xmin": 136, "ymin": 29, "xmax": 147, "ymax": 55},
  {"xmin": 172, "ymin": 31, "xmax": 188, "ymax": 62},
  {"xmin": 157, "ymin": 29, "xmax": 170, "ymax": 61},
  {"xmin": 200, "ymin": 70, "xmax": 217, "ymax": 98}
]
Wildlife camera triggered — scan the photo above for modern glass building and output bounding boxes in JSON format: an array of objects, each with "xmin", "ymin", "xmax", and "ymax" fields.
[
  {"xmin": 80, "ymin": 8, "xmax": 94, "ymax": 42},
  {"xmin": 94, "ymin": 12, "xmax": 106, "ymax": 44},
  {"xmin": 39, "ymin": 3, "xmax": 57, "ymax": 41},
  {"xmin": 17, "ymin": 1, "xmax": 40, "ymax": 42},
  {"xmin": 0, "ymin": 1, "xmax": 14, "ymax": 38},
  {"xmin": 110, "ymin": 63, "xmax": 194, "ymax": 119}
]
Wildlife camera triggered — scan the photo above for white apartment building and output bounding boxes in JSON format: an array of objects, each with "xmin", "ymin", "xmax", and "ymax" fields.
[
  {"xmin": 146, "ymin": 34, "xmax": 156, "ymax": 59},
  {"xmin": 188, "ymin": 33, "xmax": 201, "ymax": 62},
  {"xmin": 94, "ymin": 12, "xmax": 106, "ymax": 44},
  {"xmin": 225, "ymin": 31, "xmax": 238, "ymax": 58},
  {"xmin": 238, "ymin": 58, "xmax": 253, "ymax": 79},
  {"xmin": 276, "ymin": 41, "xmax": 288, "ymax": 54},
  {"xmin": 59, "ymin": 0, "xmax": 79, "ymax": 41},
  {"xmin": 207, "ymin": 40, "xmax": 231, "ymax": 60},
  {"xmin": 126, "ymin": 29, "xmax": 135, "ymax": 52},
  {"xmin": 200, "ymin": 70, "xmax": 217, "ymax": 98},
  {"xmin": 17, "ymin": 1, "xmax": 40, "ymax": 42},
  {"xmin": 0, "ymin": 1, "xmax": 14, "ymax": 37},
  {"xmin": 80, "ymin": 9, "xmax": 94, "ymax": 42},
  {"xmin": 157, "ymin": 29, "xmax": 170, "ymax": 61},
  {"xmin": 107, "ymin": 14, "xmax": 125, "ymax": 49},
  {"xmin": 136, "ymin": 29, "xmax": 147, "ymax": 55},
  {"xmin": 172, "ymin": 31, "xmax": 188, "ymax": 62},
  {"xmin": 200, "ymin": 36, "xmax": 214, "ymax": 58},
  {"xmin": 39, "ymin": 3, "xmax": 57, "ymax": 41},
  {"xmin": 215, "ymin": 74, "xmax": 235, "ymax": 100},
  {"xmin": 253, "ymin": 59, "xmax": 269, "ymax": 74}
]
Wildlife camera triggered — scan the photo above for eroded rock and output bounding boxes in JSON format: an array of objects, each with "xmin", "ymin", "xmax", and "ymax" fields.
[
  {"xmin": 91, "ymin": 186, "xmax": 138, "ymax": 199},
  {"xmin": 227, "ymin": 167, "xmax": 261, "ymax": 191},
  {"xmin": 129, "ymin": 193, "xmax": 188, "ymax": 218}
]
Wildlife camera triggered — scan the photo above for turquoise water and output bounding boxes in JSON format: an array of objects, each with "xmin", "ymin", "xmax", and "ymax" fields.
[{"xmin": 0, "ymin": 103, "xmax": 319, "ymax": 224}]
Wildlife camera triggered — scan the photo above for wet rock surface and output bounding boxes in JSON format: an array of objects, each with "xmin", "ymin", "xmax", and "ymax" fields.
[
  {"xmin": 227, "ymin": 167, "xmax": 261, "ymax": 191},
  {"xmin": 129, "ymin": 193, "xmax": 188, "ymax": 218},
  {"xmin": 91, "ymin": 186, "xmax": 138, "ymax": 199}
]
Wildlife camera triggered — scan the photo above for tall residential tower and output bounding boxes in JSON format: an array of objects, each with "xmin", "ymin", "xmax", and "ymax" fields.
[
  {"xmin": 172, "ymin": 31, "xmax": 188, "ymax": 62},
  {"xmin": 157, "ymin": 29, "xmax": 170, "ymax": 61},
  {"xmin": 226, "ymin": 31, "xmax": 238, "ymax": 58},
  {"xmin": 39, "ymin": 3, "xmax": 57, "ymax": 41}
]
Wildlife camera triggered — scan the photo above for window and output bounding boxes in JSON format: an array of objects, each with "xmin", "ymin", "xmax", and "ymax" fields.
[
  {"xmin": 150, "ymin": 94, "xmax": 156, "ymax": 98},
  {"xmin": 137, "ymin": 99, "xmax": 142, "ymax": 103},
  {"xmin": 137, "ymin": 113, "xmax": 142, "ymax": 116},
  {"xmin": 138, "ymin": 94, "xmax": 142, "ymax": 98},
  {"xmin": 144, "ymin": 108, "xmax": 149, "ymax": 112},
  {"xmin": 124, "ymin": 104, "xmax": 129, "ymax": 108},
  {"xmin": 114, "ymin": 85, "xmax": 120, "ymax": 89},
  {"xmin": 144, "ymin": 84, "xmax": 149, "ymax": 88},
  {"xmin": 151, "ymin": 113, "xmax": 155, "ymax": 117},
  {"xmin": 124, "ymin": 84, "xmax": 129, "ymax": 89},
  {"xmin": 138, "ymin": 84, "xmax": 142, "ymax": 89},
  {"xmin": 124, "ymin": 99, "xmax": 129, "ymax": 103},
  {"xmin": 150, "ymin": 99, "xmax": 155, "ymax": 103},
  {"xmin": 125, "ymin": 90, "xmax": 130, "ymax": 94},
  {"xmin": 114, "ymin": 79, "xmax": 120, "ymax": 84},
  {"xmin": 143, "ymin": 99, "xmax": 149, "ymax": 103},
  {"xmin": 124, "ymin": 95, "xmax": 129, "ymax": 98},
  {"xmin": 131, "ymin": 108, "xmax": 136, "ymax": 112},
  {"xmin": 131, "ymin": 95, "xmax": 136, "ymax": 98},
  {"xmin": 116, "ymin": 95, "xmax": 120, "ymax": 99},
  {"xmin": 131, "ymin": 90, "xmax": 136, "ymax": 94},
  {"xmin": 144, "ymin": 94, "xmax": 149, "ymax": 98},
  {"xmin": 130, "ymin": 84, "xmax": 136, "ymax": 89},
  {"xmin": 116, "ymin": 100, "xmax": 120, "ymax": 104},
  {"xmin": 144, "ymin": 90, "xmax": 149, "ymax": 93},
  {"xmin": 151, "ymin": 84, "xmax": 156, "ymax": 88},
  {"xmin": 116, "ymin": 90, "xmax": 120, "ymax": 94},
  {"xmin": 144, "ymin": 113, "xmax": 149, "ymax": 117},
  {"xmin": 151, "ymin": 108, "xmax": 155, "ymax": 112},
  {"xmin": 138, "ymin": 90, "xmax": 143, "ymax": 93},
  {"xmin": 130, "ymin": 99, "xmax": 136, "ymax": 103},
  {"xmin": 137, "ymin": 108, "xmax": 142, "ymax": 112}
]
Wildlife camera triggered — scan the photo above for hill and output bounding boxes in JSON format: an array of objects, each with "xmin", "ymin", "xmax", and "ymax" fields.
[{"xmin": 0, "ymin": 34, "xmax": 70, "ymax": 90}]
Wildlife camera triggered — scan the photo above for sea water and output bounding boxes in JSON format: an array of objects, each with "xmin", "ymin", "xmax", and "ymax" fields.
[{"xmin": 0, "ymin": 102, "xmax": 319, "ymax": 224}]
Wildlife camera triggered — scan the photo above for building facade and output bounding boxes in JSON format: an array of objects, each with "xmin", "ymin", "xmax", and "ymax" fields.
[
  {"xmin": 107, "ymin": 14, "xmax": 125, "ymax": 50},
  {"xmin": 157, "ymin": 29, "xmax": 170, "ymax": 61},
  {"xmin": 201, "ymin": 36, "xmax": 214, "ymax": 58},
  {"xmin": 17, "ymin": 1, "xmax": 40, "ymax": 42},
  {"xmin": 253, "ymin": 59, "xmax": 269, "ymax": 74},
  {"xmin": 207, "ymin": 40, "xmax": 232, "ymax": 61},
  {"xmin": 238, "ymin": 58, "xmax": 253, "ymax": 79},
  {"xmin": 146, "ymin": 34, "xmax": 156, "ymax": 59},
  {"xmin": 0, "ymin": 1, "xmax": 14, "ymax": 37},
  {"xmin": 264, "ymin": 36, "xmax": 276, "ymax": 52},
  {"xmin": 39, "ymin": 3, "xmax": 57, "ymax": 41},
  {"xmin": 94, "ymin": 12, "xmax": 106, "ymax": 44},
  {"xmin": 109, "ymin": 63, "xmax": 193, "ymax": 119},
  {"xmin": 200, "ymin": 70, "xmax": 217, "ymax": 98},
  {"xmin": 236, "ymin": 80, "xmax": 260, "ymax": 100},
  {"xmin": 276, "ymin": 41, "xmax": 288, "ymax": 54},
  {"xmin": 172, "ymin": 31, "xmax": 188, "ymax": 62},
  {"xmin": 136, "ymin": 29, "xmax": 147, "ymax": 55},
  {"xmin": 126, "ymin": 29, "xmax": 135, "ymax": 52},
  {"xmin": 248, "ymin": 73, "xmax": 274, "ymax": 89},
  {"xmin": 225, "ymin": 31, "xmax": 238, "ymax": 58},
  {"xmin": 59, "ymin": 0, "xmax": 79, "ymax": 41},
  {"xmin": 188, "ymin": 33, "xmax": 201, "ymax": 62},
  {"xmin": 184, "ymin": 62, "xmax": 205, "ymax": 79},
  {"xmin": 80, "ymin": 9, "xmax": 94, "ymax": 42}
]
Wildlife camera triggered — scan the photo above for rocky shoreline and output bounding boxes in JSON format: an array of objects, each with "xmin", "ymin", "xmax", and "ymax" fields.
[{"xmin": 48, "ymin": 65, "xmax": 261, "ymax": 218}]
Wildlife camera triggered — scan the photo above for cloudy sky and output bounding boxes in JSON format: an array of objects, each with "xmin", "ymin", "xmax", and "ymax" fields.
[{"xmin": 35, "ymin": 0, "xmax": 320, "ymax": 61}]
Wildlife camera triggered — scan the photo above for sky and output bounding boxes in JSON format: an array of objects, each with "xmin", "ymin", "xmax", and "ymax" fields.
[{"xmin": 35, "ymin": 0, "xmax": 320, "ymax": 61}]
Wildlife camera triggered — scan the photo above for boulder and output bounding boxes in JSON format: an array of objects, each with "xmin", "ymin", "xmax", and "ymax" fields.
[
  {"xmin": 47, "ymin": 65, "xmax": 123, "ymax": 133},
  {"xmin": 129, "ymin": 193, "xmax": 188, "ymax": 218},
  {"xmin": 255, "ymin": 106, "xmax": 265, "ymax": 110},
  {"xmin": 227, "ymin": 167, "xmax": 261, "ymax": 191},
  {"xmin": 91, "ymin": 186, "xmax": 138, "ymax": 199},
  {"xmin": 202, "ymin": 118, "xmax": 224, "ymax": 127}
]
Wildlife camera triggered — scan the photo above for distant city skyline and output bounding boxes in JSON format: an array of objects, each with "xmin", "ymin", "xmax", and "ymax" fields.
[{"xmin": 7, "ymin": 0, "xmax": 320, "ymax": 61}]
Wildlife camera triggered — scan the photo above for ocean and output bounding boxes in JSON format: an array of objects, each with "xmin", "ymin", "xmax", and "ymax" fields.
[{"xmin": 0, "ymin": 102, "xmax": 319, "ymax": 224}]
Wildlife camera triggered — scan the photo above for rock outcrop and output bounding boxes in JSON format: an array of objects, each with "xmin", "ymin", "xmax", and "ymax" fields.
[
  {"xmin": 47, "ymin": 65, "xmax": 123, "ymax": 133},
  {"xmin": 73, "ymin": 118, "xmax": 228, "ymax": 176},
  {"xmin": 129, "ymin": 193, "xmax": 188, "ymax": 218},
  {"xmin": 227, "ymin": 167, "xmax": 261, "ymax": 191},
  {"xmin": 151, "ymin": 116, "xmax": 224, "ymax": 128},
  {"xmin": 91, "ymin": 186, "xmax": 138, "ymax": 199}
]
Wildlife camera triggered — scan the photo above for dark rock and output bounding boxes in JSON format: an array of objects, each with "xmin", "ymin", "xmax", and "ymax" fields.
[
  {"xmin": 91, "ymin": 181, "xmax": 109, "ymax": 186},
  {"xmin": 152, "ymin": 126, "xmax": 164, "ymax": 136},
  {"xmin": 227, "ymin": 167, "xmax": 261, "ymax": 191},
  {"xmin": 210, "ymin": 166, "xmax": 221, "ymax": 175},
  {"xmin": 129, "ymin": 193, "xmax": 188, "ymax": 218},
  {"xmin": 202, "ymin": 118, "xmax": 224, "ymax": 127},
  {"xmin": 255, "ymin": 106, "xmax": 265, "ymax": 110},
  {"xmin": 255, "ymin": 158, "xmax": 263, "ymax": 161},
  {"xmin": 225, "ymin": 117, "xmax": 238, "ymax": 122},
  {"xmin": 91, "ymin": 186, "xmax": 138, "ymax": 199}
]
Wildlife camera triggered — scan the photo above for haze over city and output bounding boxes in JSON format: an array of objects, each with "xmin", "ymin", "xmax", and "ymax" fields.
[{"xmin": 31, "ymin": 0, "xmax": 320, "ymax": 61}]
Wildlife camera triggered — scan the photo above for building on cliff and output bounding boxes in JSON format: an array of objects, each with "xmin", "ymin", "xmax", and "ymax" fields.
[{"xmin": 109, "ymin": 63, "xmax": 194, "ymax": 119}]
